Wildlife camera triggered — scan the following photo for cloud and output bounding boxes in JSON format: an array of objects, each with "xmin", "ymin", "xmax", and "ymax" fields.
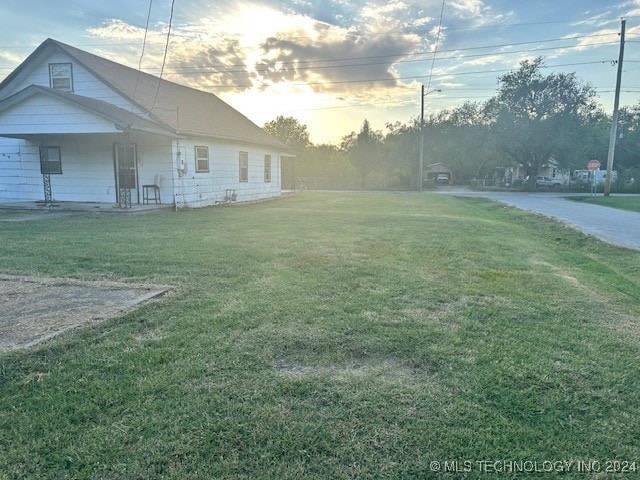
[
  {"xmin": 86, "ymin": 2, "xmax": 423, "ymax": 101},
  {"xmin": 448, "ymin": 0, "xmax": 485, "ymax": 17},
  {"xmin": 80, "ymin": 0, "xmax": 516, "ymax": 112},
  {"xmin": 255, "ymin": 29, "xmax": 418, "ymax": 94},
  {"xmin": 0, "ymin": 51, "xmax": 26, "ymax": 64},
  {"xmin": 463, "ymin": 55, "xmax": 503, "ymax": 66}
]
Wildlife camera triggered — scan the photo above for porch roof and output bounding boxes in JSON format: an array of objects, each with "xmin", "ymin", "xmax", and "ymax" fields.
[{"xmin": 0, "ymin": 85, "xmax": 179, "ymax": 138}]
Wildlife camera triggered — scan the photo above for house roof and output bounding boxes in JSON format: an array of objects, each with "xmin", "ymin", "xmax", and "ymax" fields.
[
  {"xmin": 0, "ymin": 38, "xmax": 292, "ymax": 151},
  {"xmin": 426, "ymin": 162, "xmax": 452, "ymax": 172},
  {"xmin": 0, "ymin": 85, "xmax": 178, "ymax": 137}
]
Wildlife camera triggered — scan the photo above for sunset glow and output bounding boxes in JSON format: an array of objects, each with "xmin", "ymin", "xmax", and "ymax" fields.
[{"xmin": 0, "ymin": 0, "xmax": 638, "ymax": 143}]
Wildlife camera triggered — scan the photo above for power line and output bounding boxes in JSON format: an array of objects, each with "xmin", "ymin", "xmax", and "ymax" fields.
[
  {"xmin": 59, "ymin": 32, "xmax": 610, "ymax": 79},
  {"xmin": 134, "ymin": 0, "xmax": 154, "ymax": 102},
  {"xmin": 425, "ymin": 0, "xmax": 446, "ymax": 92},
  {"xmin": 203, "ymin": 59, "xmax": 613, "ymax": 90},
  {"xmin": 169, "ymin": 32, "xmax": 618, "ymax": 71},
  {"xmin": 0, "ymin": 30, "xmax": 618, "ymax": 74},
  {"xmin": 140, "ymin": 40, "xmax": 617, "ymax": 78},
  {"xmin": 151, "ymin": 0, "xmax": 176, "ymax": 110}
]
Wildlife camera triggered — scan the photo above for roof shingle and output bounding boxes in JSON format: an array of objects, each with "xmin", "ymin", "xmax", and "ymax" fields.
[{"xmin": 3, "ymin": 39, "xmax": 291, "ymax": 150}]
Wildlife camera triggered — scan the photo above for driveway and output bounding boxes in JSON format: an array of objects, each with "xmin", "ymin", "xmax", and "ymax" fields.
[{"xmin": 439, "ymin": 190, "xmax": 640, "ymax": 251}]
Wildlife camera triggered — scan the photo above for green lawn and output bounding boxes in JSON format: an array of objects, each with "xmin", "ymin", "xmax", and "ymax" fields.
[
  {"xmin": 1, "ymin": 192, "xmax": 639, "ymax": 479},
  {"xmin": 569, "ymin": 194, "xmax": 640, "ymax": 212}
]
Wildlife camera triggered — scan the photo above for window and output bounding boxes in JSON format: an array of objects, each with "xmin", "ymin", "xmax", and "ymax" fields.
[
  {"xmin": 195, "ymin": 146, "xmax": 210, "ymax": 173},
  {"xmin": 264, "ymin": 155, "xmax": 271, "ymax": 182},
  {"xmin": 49, "ymin": 63, "xmax": 73, "ymax": 91},
  {"xmin": 39, "ymin": 146, "xmax": 62, "ymax": 174},
  {"xmin": 239, "ymin": 151, "xmax": 248, "ymax": 182}
]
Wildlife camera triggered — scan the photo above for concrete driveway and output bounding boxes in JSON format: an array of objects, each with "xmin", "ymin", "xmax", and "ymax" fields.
[{"xmin": 439, "ymin": 190, "xmax": 640, "ymax": 251}]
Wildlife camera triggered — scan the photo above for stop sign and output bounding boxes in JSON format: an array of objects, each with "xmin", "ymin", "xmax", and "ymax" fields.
[{"xmin": 587, "ymin": 159, "xmax": 600, "ymax": 171}]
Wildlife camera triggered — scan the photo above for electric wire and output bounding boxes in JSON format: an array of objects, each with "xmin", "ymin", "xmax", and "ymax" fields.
[
  {"xmin": 133, "ymin": 0, "xmax": 154, "ymax": 102},
  {"xmin": 425, "ymin": 0, "xmax": 446, "ymax": 92},
  {"xmin": 0, "ymin": 7, "xmax": 636, "ymax": 116},
  {"xmin": 151, "ymin": 0, "xmax": 176, "ymax": 110}
]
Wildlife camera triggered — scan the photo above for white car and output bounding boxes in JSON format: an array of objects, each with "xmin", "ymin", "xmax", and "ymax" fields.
[
  {"xmin": 436, "ymin": 173, "xmax": 450, "ymax": 184},
  {"xmin": 535, "ymin": 176, "xmax": 563, "ymax": 188}
]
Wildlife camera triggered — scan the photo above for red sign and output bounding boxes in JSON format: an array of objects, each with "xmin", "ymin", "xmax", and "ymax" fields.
[{"xmin": 587, "ymin": 159, "xmax": 600, "ymax": 171}]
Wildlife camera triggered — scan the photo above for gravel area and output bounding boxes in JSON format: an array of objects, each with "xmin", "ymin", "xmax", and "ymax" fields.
[{"xmin": 0, "ymin": 274, "xmax": 168, "ymax": 351}]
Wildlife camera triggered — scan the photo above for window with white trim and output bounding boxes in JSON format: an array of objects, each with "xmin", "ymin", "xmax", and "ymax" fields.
[
  {"xmin": 49, "ymin": 63, "xmax": 73, "ymax": 91},
  {"xmin": 195, "ymin": 146, "xmax": 210, "ymax": 173},
  {"xmin": 239, "ymin": 151, "xmax": 248, "ymax": 182},
  {"xmin": 264, "ymin": 154, "xmax": 271, "ymax": 182}
]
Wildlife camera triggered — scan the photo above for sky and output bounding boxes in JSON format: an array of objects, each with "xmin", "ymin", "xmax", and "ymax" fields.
[{"xmin": 0, "ymin": 0, "xmax": 639, "ymax": 144}]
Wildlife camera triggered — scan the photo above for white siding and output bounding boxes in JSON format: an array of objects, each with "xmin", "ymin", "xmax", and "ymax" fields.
[
  {"xmin": 0, "ymin": 48, "xmax": 285, "ymax": 207},
  {"xmin": 0, "ymin": 134, "xmax": 174, "ymax": 204},
  {"xmin": 172, "ymin": 138, "xmax": 282, "ymax": 209},
  {"xmin": 46, "ymin": 136, "xmax": 118, "ymax": 202},
  {"xmin": 0, "ymin": 138, "xmax": 42, "ymax": 200},
  {"xmin": 134, "ymin": 134, "xmax": 174, "ymax": 204},
  {"xmin": 0, "ymin": 94, "xmax": 121, "ymax": 135},
  {"xmin": 2, "ymin": 51, "xmax": 145, "ymax": 115}
]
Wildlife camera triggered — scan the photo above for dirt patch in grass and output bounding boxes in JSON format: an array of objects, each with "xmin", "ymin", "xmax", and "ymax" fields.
[
  {"xmin": 0, "ymin": 274, "xmax": 168, "ymax": 351},
  {"xmin": 273, "ymin": 358, "xmax": 422, "ymax": 384}
]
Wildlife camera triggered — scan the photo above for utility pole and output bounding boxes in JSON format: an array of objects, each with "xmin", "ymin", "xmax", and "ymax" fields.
[
  {"xmin": 418, "ymin": 86, "xmax": 441, "ymax": 192},
  {"xmin": 604, "ymin": 18, "xmax": 626, "ymax": 196},
  {"xmin": 418, "ymin": 85, "xmax": 424, "ymax": 192}
]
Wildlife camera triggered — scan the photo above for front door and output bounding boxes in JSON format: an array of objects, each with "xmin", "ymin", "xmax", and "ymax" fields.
[{"xmin": 114, "ymin": 143, "xmax": 138, "ymax": 206}]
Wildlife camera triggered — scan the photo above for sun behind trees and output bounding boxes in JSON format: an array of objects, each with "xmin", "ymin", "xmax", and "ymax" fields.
[{"xmin": 265, "ymin": 58, "xmax": 629, "ymax": 190}]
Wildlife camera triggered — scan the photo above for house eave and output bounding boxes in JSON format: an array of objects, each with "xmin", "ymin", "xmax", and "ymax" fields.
[
  {"xmin": 0, "ymin": 85, "xmax": 179, "ymax": 139},
  {"xmin": 127, "ymin": 126, "xmax": 181, "ymax": 138},
  {"xmin": 175, "ymin": 129, "xmax": 296, "ymax": 155}
]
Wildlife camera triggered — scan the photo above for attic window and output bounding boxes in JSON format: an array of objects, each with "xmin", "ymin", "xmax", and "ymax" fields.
[{"xmin": 49, "ymin": 63, "xmax": 73, "ymax": 91}]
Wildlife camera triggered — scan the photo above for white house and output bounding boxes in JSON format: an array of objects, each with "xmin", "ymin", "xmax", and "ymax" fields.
[
  {"xmin": 0, "ymin": 38, "xmax": 294, "ymax": 208},
  {"xmin": 498, "ymin": 158, "xmax": 570, "ymax": 187},
  {"xmin": 573, "ymin": 169, "xmax": 617, "ymax": 185}
]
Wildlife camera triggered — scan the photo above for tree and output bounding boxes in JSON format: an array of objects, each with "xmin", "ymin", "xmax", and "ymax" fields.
[
  {"xmin": 484, "ymin": 57, "xmax": 598, "ymax": 186},
  {"xmin": 340, "ymin": 119, "xmax": 383, "ymax": 188},
  {"xmin": 263, "ymin": 116, "xmax": 310, "ymax": 151},
  {"xmin": 382, "ymin": 120, "xmax": 420, "ymax": 190},
  {"xmin": 296, "ymin": 144, "xmax": 354, "ymax": 179},
  {"xmin": 426, "ymin": 102, "xmax": 496, "ymax": 181},
  {"xmin": 615, "ymin": 104, "xmax": 640, "ymax": 170}
]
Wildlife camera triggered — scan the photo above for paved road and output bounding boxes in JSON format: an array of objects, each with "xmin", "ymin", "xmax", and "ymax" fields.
[{"xmin": 439, "ymin": 191, "xmax": 640, "ymax": 251}]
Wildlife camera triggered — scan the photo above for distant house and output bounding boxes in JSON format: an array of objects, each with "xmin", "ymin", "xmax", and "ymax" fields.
[
  {"xmin": 425, "ymin": 163, "xmax": 453, "ymax": 184},
  {"xmin": 573, "ymin": 169, "xmax": 617, "ymax": 185},
  {"xmin": 0, "ymin": 38, "xmax": 293, "ymax": 208},
  {"xmin": 498, "ymin": 159, "xmax": 569, "ymax": 187}
]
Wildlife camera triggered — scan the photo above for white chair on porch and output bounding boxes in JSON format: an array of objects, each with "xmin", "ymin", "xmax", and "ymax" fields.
[{"xmin": 142, "ymin": 174, "xmax": 162, "ymax": 204}]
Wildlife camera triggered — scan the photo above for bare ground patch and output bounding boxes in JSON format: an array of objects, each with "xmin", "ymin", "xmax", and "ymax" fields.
[
  {"xmin": 0, "ymin": 274, "xmax": 168, "ymax": 351},
  {"xmin": 273, "ymin": 358, "xmax": 424, "ymax": 383}
]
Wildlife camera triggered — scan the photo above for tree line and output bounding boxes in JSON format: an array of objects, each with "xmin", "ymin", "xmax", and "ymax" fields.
[{"xmin": 264, "ymin": 57, "xmax": 640, "ymax": 192}]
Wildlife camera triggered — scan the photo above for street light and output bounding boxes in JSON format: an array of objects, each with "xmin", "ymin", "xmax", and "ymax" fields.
[{"xmin": 418, "ymin": 86, "xmax": 441, "ymax": 192}]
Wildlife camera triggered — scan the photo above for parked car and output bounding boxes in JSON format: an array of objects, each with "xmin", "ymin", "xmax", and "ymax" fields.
[
  {"xmin": 534, "ymin": 176, "xmax": 563, "ymax": 188},
  {"xmin": 436, "ymin": 173, "xmax": 450, "ymax": 184}
]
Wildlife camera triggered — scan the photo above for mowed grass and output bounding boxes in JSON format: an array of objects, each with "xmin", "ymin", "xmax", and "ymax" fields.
[
  {"xmin": 1, "ymin": 192, "xmax": 639, "ymax": 479},
  {"xmin": 569, "ymin": 194, "xmax": 640, "ymax": 212}
]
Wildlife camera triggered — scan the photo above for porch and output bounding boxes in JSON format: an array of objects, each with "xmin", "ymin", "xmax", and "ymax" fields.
[{"xmin": 0, "ymin": 199, "xmax": 173, "ymax": 216}]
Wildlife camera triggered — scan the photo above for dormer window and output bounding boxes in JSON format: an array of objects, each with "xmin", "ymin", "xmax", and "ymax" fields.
[{"xmin": 49, "ymin": 63, "xmax": 73, "ymax": 91}]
